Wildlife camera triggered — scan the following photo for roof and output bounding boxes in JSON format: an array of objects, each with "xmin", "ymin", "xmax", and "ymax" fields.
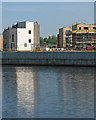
[
  {"xmin": 72, "ymin": 22, "xmax": 96, "ymax": 26},
  {"xmin": 59, "ymin": 26, "xmax": 72, "ymax": 30},
  {"xmin": 4, "ymin": 21, "xmax": 39, "ymax": 31}
]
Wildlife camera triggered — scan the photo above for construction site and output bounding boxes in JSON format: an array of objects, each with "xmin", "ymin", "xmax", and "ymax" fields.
[{"xmin": 57, "ymin": 23, "xmax": 96, "ymax": 50}]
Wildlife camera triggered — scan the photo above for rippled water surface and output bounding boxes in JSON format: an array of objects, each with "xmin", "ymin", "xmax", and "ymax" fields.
[{"xmin": 2, "ymin": 66, "xmax": 95, "ymax": 118}]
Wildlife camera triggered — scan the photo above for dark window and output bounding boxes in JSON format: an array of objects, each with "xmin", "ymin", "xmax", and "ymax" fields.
[
  {"xmin": 93, "ymin": 27, "xmax": 96, "ymax": 30},
  {"xmin": 88, "ymin": 39, "xmax": 92, "ymax": 41},
  {"xmin": 79, "ymin": 27, "xmax": 81, "ymax": 30},
  {"xmin": 89, "ymin": 37, "xmax": 92, "ymax": 39},
  {"xmin": 12, "ymin": 34, "xmax": 14, "ymax": 42},
  {"xmin": 65, "ymin": 30, "xmax": 71, "ymax": 36},
  {"xmin": 11, "ymin": 43, "xmax": 12, "ymax": 49},
  {"xmin": 29, "ymin": 39, "xmax": 31, "ymax": 43},
  {"xmin": 24, "ymin": 43, "xmax": 27, "ymax": 47},
  {"xmin": 84, "ymin": 27, "xmax": 88, "ymax": 30},
  {"xmin": 89, "ymin": 33, "xmax": 92, "ymax": 35},
  {"xmin": 4, "ymin": 44, "xmax": 6, "ymax": 48},
  {"xmin": 66, "ymin": 37, "xmax": 71, "ymax": 41},
  {"xmin": 29, "ymin": 30, "xmax": 31, "ymax": 34}
]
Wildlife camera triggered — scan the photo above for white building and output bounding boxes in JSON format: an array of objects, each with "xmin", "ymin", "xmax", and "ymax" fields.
[
  {"xmin": 3, "ymin": 21, "xmax": 40, "ymax": 51},
  {"xmin": 48, "ymin": 34, "xmax": 52, "ymax": 39}
]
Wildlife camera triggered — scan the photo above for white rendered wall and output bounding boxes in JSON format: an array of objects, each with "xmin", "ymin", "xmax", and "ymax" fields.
[{"xmin": 17, "ymin": 21, "xmax": 34, "ymax": 51}]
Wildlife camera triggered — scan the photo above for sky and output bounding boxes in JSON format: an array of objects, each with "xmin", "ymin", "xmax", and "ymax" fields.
[{"xmin": 2, "ymin": 2, "xmax": 94, "ymax": 37}]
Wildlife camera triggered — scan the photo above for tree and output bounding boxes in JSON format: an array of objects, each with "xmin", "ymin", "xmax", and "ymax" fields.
[
  {"xmin": 40, "ymin": 37, "xmax": 44, "ymax": 45},
  {"xmin": 40, "ymin": 36, "xmax": 57, "ymax": 46}
]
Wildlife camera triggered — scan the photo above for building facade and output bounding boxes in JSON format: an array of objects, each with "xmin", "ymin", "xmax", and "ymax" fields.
[
  {"xmin": 0, "ymin": 34, "xmax": 3, "ymax": 51},
  {"xmin": 72, "ymin": 23, "xmax": 96, "ymax": 49},
  {"xmin": 3, "ymin": 21, "xmax": 40, "ymax": 51},
  {"xmin": 57, "ymin": 23, "xmax": 96, "ymax": 49},
  {"xmin": 57, "ymin": 27, "xmax": 72, "ymax": 48}
]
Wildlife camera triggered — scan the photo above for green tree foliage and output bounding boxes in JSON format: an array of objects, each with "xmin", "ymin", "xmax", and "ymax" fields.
[
  {"xmin": 40, "ymin": 36, "xmax": 57, "ymax": 46},
  {"xmin": 40, "ymin": 37, "xmax": 44, "ymax": 45}
]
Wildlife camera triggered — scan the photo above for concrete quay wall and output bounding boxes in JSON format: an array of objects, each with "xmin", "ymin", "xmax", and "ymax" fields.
[{"xmin": 2, "ymin": 52, "xmax": 96, "ymax": 66}]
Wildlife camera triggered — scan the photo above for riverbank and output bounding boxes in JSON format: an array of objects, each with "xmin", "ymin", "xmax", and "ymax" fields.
[{"xmin": 1, "ymin": 51, "xmax": 96, "ymax": 66}]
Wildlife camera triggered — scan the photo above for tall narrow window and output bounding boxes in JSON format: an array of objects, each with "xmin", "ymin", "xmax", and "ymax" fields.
[
  {"xmin": 24, "ymin": 43, "xmax": 27, "ymax": 47},
  {"xmin": 79, "ymin": 27, "xmax": 81, "ymax": 30},
  {"xmin": 29, "ymin": 30, "xmax": 31, "ymax": 34},
  {"xmin": 12, "ymin": 34, "xmax": 14, "ymax": 42},
  {"xmin": 11, "ymin": 43, "xmax": 13, "ymax": 49},
  {"xmin": 29, "ymin": 39, "xmax": 31, "ymax": 43}
]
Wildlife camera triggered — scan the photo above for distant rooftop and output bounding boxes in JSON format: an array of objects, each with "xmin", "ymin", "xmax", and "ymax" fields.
[
  {"xmin": 72, "ymin": 22, "xmax": 96, "ymax": 26},
  {"xmin": 59, "ymin": 26, "xmax": 72, "ymax": 30}
]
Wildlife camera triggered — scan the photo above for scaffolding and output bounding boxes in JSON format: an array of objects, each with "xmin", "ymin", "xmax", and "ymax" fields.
[{"xmin": 72, "ymin": 30, "xmax": 96, "ymax": 49}]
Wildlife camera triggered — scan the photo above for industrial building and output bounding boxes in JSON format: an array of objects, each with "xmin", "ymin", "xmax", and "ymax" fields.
[
  {"xmin": 57, "ymin": 23, "xmax": 96, "ymax": 50},
  {"xmin": 3, "ymin": 21, "xmax": 40, "ymax": 51},
  {"xmin": 72, "ymin": 23, "xmax": 96, "ymax": 49},
  {"xmin": 57, "ymin": 27, "xmax": 72, "ymax": 48},
  {"xmin": 0, "ymin": 34, "xmax": 3, "ymax": 51}
]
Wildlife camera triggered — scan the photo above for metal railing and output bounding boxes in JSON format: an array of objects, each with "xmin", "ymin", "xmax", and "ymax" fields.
[{"xmin": 72, "ymin": 30, "xmax": 96, "ymax": 33}]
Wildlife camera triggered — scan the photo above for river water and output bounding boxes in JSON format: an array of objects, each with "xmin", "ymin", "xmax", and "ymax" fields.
[{"xmin": 2, "ymin": 66, "xmax": 95, "ymax": 118}]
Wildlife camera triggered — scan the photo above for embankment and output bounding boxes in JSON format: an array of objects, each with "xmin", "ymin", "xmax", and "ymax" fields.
[{"xmin": 1, "ymin": 52, "xmax": 96, "ymax": 66}]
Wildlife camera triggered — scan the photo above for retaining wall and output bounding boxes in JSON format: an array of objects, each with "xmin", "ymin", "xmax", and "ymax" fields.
[{"xmin": 2, "ymin": 52, "xmax": 96, "ymax": 66}]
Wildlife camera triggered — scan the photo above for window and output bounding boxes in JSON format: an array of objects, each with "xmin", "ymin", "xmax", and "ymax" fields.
[
  {"xmin": 24, "ymin": 43, "xmax": 27, "ymax": 47},
  {"xmin": 93, "ymin": 27, "xmax": 96, "ymax": 30},
  {"xmin": 84, "ymin": 27, "xmax": 88, "ymax": 30},
  {"xmin": 29, "ymin": 30, "xmax": 31, "ymax": 34},
  {"xmin": 29, "ymin": 39, "xmax": 31, "ymax": 43},
  {"xmin": 65, "ymin": 30, "xmax": 71, "ymax": 36},
  {"xmin": 12, "ymin": 34, "xmax": 14, "ymax": 42},
  {"xmin": 88, "ymin": 39, "xmax": 92, "ymax": 41},
  {"xmin": 89, "ymin": 37, "xmax": 92, "ymax": 39},
  {"xmin": 4, "ymin": 44, "xmax": 6, "ymax": 48},
  {"xmin": 79, "ymin": 27, "xmax": 81, "ymax": 30},
  {"xmin": 89, "ymin": 33, "xmax": 92, "ymax": 35},
  {"xmin": 11, "ymin": 43, "xmax": 13, "ymax": 49}
]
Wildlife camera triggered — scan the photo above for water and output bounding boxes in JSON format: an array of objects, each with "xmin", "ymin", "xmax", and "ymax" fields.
[{"xmin": 2, "ymin": 66, "xmax": 95, "ymax": 118}]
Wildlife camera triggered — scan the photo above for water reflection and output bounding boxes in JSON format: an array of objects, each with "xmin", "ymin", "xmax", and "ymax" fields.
[
  {"xmin": 16, "ymin": 67, "xmax": 39, "ymax": 118},
  {"xmin": 2, "ymin": 66, "xmax": 94, "ymax": 118}
]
